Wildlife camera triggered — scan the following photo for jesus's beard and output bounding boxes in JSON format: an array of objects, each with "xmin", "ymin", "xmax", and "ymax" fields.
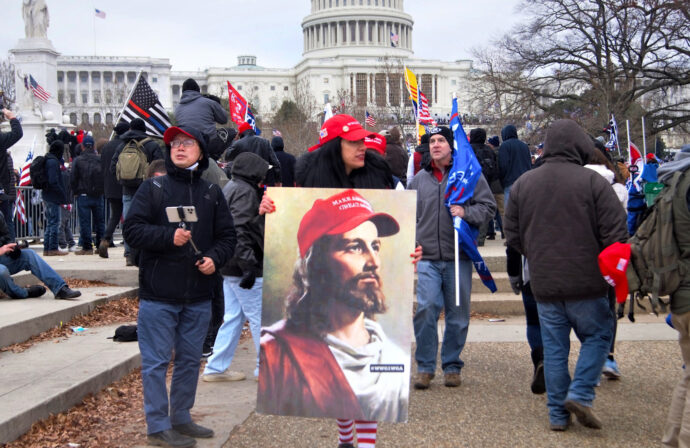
[{"xmin": 331, "ymin": 271, "xmax": 387, "ymax": 316}]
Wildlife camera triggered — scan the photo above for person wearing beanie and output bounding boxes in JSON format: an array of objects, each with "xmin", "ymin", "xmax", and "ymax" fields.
[
  {"xmin": 271, "ymin": 135, "xmax": 295, "ymax": 187},
  {"xmin": 71, "ymin": 131, "xmax": 105, "ymax": 255},
  {"xmin": 110, "ymin": 118, "xmax": 164, "ymax": 265},
  {"xmin": 497, "ymin": 124, "xmax": 531, "ymax": 207},
  {"xmin": 43, "ymin": 140, "xmax": 70, "ymax": 256},
  {"xmin": 226, "ymin": 124, "xmax": 282, "ymax": 186},
  {"xmin": 98, "ymin": 121, "xmax": 129, "ymax": 258},
  {"xmin": 487, "ymin": 136, "xmax": 500, "ymax": 149},
  {"xmin": 174, "ymin": 78, "xmax": 228, "ymax": 158},
  {"xmin": 407, "ymin": 125, "xmax": 496, "ymax": 391},
  {"xmin": 0, "ymin": 108, "xmax": 22, "ymax": 240},
  {"xmin": 123, "ymin": 125, "xmax": 235, "ymax": 448},
  {"xmin": 469, "ymin": 128, "xmax": 500, "ymax": 245},
  {"xmin": 504, "ymin": 119, "xmax": 628, "ymax": 431}
]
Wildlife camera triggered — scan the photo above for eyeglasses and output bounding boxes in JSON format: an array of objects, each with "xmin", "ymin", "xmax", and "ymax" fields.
[{"xmin": 170, "ymin": 139, "xmax": 196, "ymax": 149}]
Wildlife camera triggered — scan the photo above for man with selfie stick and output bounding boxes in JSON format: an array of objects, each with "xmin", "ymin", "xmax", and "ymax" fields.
[
  {"xmin": 0, "ymin": 107, "xmax": 22, "ymax": 237},
  {"xmin": 124, "ymin": 125, "xmax": 236, "ymax": 448}
]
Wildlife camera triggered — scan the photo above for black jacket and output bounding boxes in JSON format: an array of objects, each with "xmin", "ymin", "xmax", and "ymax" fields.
[
  {"xmin": 43, "ymin": 153, "xmax": 69, "ymax": 204},
  {"xmin": 227, "ymin": 132, "xmax": 281, "ymax": 186},
  {"xmin": 71, "ymin": 150, "xmax": 103, "ymax": 197},
  {"xmin": 123, "ymin": 153, "xmax": 236, "ymax": 304},
  {"xmin": 110, "ymin": 130, "xmax": 164, "ymax": 196},
  {"xmin": 220, "ymin": 153, "xmax": 268, "ymax": 278},
  {"xmin": 0, "ymin": 119, "xmax": 22, "ymax": 200},
  {"xmin": 498, "ymin": 125, "xmax": 532, "ymax": 188},
  {"xmin": 100, "ymin": 136, "xmax": 126, "ymax": 199},
  {"xmin": 272, "ymin": 137, "xmax": 296, "ymax": 187}
]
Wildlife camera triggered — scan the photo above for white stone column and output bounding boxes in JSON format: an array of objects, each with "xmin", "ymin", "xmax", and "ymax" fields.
[
  {"xmin": 100, "ymin": 71, "xmax": 104, "ymax": 107},
  {"xmin": 76, "ymin": 71, "xmax": 81, "ymax": 105},
  {"xmin": 355, "ymin": 21, "xmax": 359, "ymax": 44}
]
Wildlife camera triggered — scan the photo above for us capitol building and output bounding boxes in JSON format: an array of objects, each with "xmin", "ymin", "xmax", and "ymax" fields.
[{"xmin": 55, "ymin": 0, "xmax": 473, "ymax": 127}]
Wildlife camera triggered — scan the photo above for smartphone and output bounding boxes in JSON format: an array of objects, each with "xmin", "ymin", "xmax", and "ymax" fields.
[{"xmin": 165, "ymin": 206, "xmax": 198, "ymax": 223}]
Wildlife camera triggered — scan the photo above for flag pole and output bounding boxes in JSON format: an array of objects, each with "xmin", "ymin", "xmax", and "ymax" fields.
[
  {"xmin": 641, "ymin": 116, "xmax": 647, "ymax": 157},
  {"xmin": 452, "ymin": 92, "xmax": 460, "ymax": 307},
  {"xmin": 110, "ymin": 70, "xmax": 142, "ymax": 140},
  {"xmin": 626, "ymin": 120, "xmax": 633, "ymax": 182}
]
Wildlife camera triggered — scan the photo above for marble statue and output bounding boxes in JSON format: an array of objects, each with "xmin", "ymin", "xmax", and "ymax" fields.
[{"xmin": 22, "ymin": 0, "xmax": 50, "ymax": 39}]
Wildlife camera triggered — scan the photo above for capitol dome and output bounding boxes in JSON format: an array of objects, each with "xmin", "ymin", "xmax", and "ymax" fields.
[{"xmin": 302, "ymin": 0, "xmax": 413, "ymax": 57}]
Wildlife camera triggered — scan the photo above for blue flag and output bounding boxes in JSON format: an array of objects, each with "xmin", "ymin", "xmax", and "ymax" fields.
[
  {"xmin": 444, "ymin": 97, "xmax": 497, "ymax": 293},
  {"xmin": 245, "ymin": 107, "xmax": 261, "ymax": 136}
]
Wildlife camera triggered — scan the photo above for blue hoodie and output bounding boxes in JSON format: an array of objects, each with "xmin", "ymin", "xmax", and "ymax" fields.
[{"xmin": 498, "ymin": 125, "xmax": 532, "ymax": 188}]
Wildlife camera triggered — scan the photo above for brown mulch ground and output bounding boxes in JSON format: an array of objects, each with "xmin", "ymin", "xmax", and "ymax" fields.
[{"xmin": 62, "ymin": 278, "xmax": 117, "ymax": 288}]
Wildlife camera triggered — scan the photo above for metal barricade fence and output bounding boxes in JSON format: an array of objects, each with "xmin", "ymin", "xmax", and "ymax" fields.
[{"xmin": 15, "ymin": 186, "xmax": 120, "ymax": 244}]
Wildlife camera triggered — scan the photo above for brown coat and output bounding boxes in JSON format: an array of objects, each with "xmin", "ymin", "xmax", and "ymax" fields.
[
  {"xmin": 504, "ymin": 119, "xmax": 628, "ymax": 302},
  {"xmin": 257, "ymin": 320, "xmax": 365, "ymax": 420}
]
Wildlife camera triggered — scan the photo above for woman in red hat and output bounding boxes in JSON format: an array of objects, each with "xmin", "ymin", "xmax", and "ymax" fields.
[{"xmin": 260, "ymin": 114, "xmax": 421, "ymax": 448}]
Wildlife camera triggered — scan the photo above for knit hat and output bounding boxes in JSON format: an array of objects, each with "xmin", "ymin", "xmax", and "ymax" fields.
[
  {"xmin": 49, "ymin": 140, "xmax": 64, "ymax": 157},
  {"xmin": 297, "ymin": 189, "xmax": 399, "ymax": 258},
  {"xmin": 427, "ymin": 126, "xmax": 454, "ymax": 147},
  {"xmin": 487, "ymin": 136, "xmax": 500, "ymax": 147},
  {"xmin": 182, "ymin": 78, "xmax": 200, "ymax": 92},
  {"xmin": 129, "ymin": 118, "xmax": 147, "ymax": 132},
  {"xmin": 598, "ymin": 242, "xmax": 632, "ymax": 304},
  {"xmin": 308, "ymin": 114, "xmax": 375, "ymax": 152},
  {"xmin": 364, "ymin": 133, "xmax": 386, "ymax": 155},
  {"xmin": 114, "ymin": 121, "xmax": 130, "ymax": 136},
  {"xmin": 82, "ymin": 135, "xmax": 95, "ymax": 148},
  {"xmin": 271, "ymin": 136, "xmax": 284, "ymax": 151}
]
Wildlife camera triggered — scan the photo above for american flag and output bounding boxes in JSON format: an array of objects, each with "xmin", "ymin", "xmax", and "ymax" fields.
[
  {"xmin": 95, "ymin": 8, "xmax": 106, "ymax": 19},
  {"xmin": 26, "ymin": 75, "xmax": 51, "ymax": 102},
  {"xmin": 418, "ymin": 92, "xmax": 434, "ymax": 124},
  {"xmin": 390, "ymin": 31, "xmax": 399, "ymax": 47},
  {"xmin": 605, "ymin": 114, "xmax": 619, "ymax": 154},
  {"xmin": 120, "ymin": 75, "xmax": 171, "ymax": 138},
  {"xmin": 14, "ymin": 190, "xmax": 27, "ymax": 225},
  {"xmin": 272, "ymin": 129, "xmax": 282, "ymax": 137},
  {"xmin": 365, "ymin": 110, "xmax": 376, "ymax": 127},
  {"xmin": 19, "ymin": 149, "xmax": 33, "ymax": 187}
]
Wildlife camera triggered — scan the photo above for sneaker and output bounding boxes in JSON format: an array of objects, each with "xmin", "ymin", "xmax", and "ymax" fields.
[
  {"xmin": 146, "ymin": 429, "xmax": 196, "ymax": 447},
  {"xmin": 68, "ymin": 245, "xmax": 78, "ymax": 252},
  {"xmin": 97, "ymin": 240, "xmax": 109, "ymax": 259},
  {"xmin": 75, "ymin": 248, "xmax": 93, "ymax": 255},
  {"xmin": 413, "ymin": 372, "xmax": 434, "ymax": 390},
  {"xmin": 602, "ymin": 359, "xmax": 621, "ymax": 379},
  {"xmin": 444, "ymin": 372, "xmax": 462, "ymax": 387},
  {"xmin": 25, "ymin": 285, "xmax": 47, "ymax": 298},
  {"xmin": 125, "ymin": 255, "xmax": 135, "ymax": 266},
  {"xmin": 172, "ymin": 422, "xmax": 214, "ymax": 439},
  {"xmin": 531, "ymin": 361, "xmax": 546, "ymax": 394},
  {"xmin": 564, "ymin": 400, "xmax": 602, "ymax": 429},
  {"xmin": 43, "ymin": 250, "xmax": 61, "ymax": 256},
  {"xmin": 202, "ymin": 371, "xmax": 246, "ymax": 382},
  {"xmin": 55, "ymin": 286, "xmax": 81, "ymax": 300},
  {"xmin": 487, "ymin": 234, "xmax": 496, "ymax": 240},
  {"xmin": 201, "ymin": 348, "xmax": 213, "ymax": 359},
  {"xmin": 57, "ymin": 247, "xmax": 68, "ymax": 254}
]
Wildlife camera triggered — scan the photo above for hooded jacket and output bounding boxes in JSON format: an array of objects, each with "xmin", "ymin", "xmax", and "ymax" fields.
[
  {"xmin": 469, "ymin": 128, "xmax": 501, "ymax": 193},
  {"xmin": 227, "ymin": 131, "xmax": 281, "ymax": 186},
  {"xmin": 497, "ymin": 125, "xmax": 531, "ymax": 188},
  {"xmin": 100, "ymin": 135, "xmax": 127, "ymax": 199},
  {"xmin": 0, "ymin": 118, "xmax": 22, "ymax": 200},
  {"xmin": 220, "ymin": 152, "xmax": 268, "ymax": 278},
  {"xmin": 271, "ymin": 137, "xmax": 296, "ymax": 187},
  {"xmin": 43, "ymin": 145, "xmax": 69, "ymax": 205},
  {"xmin": 174, "ymin": 90, "xmax": 228, "ymax": 138},
  {"xmin": 123, "ymin": 143, "xmax": 236, "ymax": 303},
  {"xmin": 504, "ymin": 119, "xmax": 628, "ymax": 302},
  {"xmin": 109, "ymin": 129, "xmax": 164, "ymax": 196}
]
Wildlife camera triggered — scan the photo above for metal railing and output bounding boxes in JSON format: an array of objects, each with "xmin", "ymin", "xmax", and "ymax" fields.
[{"xmin": 14, "ymin": 186, "xmax": 121, "ymax": 243}]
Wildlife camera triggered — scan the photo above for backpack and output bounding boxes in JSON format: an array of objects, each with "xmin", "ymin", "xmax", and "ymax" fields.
[
  {"xmin": 29, "ymin": 155, "xmax": 49, "ymax": 189},
  {"xmin": 83, "ymin": 154, "xmax": 103, "ymax": 197},
  {"xmin": 626, "ymin": 170, "xmax": 690, "ymax": 313},
  {"xmin": 116, "ymin": 137, "xmax": 151, "ymax": 187}
]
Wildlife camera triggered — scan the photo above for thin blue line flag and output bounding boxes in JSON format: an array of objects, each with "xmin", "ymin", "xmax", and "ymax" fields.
[{"xmin": 444, "ymin": 97, "xmax": 497, "ymax": 293}]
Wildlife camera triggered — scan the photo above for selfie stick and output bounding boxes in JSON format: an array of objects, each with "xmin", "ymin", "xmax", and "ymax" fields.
[{"xmin": 175, "ymin": 207, "xmax": 203, "ymax": 261}]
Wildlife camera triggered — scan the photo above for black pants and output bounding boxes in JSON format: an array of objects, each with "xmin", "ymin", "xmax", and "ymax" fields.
[
  {"xmin": 104, "ymin": 197, "xmax": 123, "ymax": 242},
  {"xmin": 204, "ymin": 274, "xmax": 225, "ymax": 351}
]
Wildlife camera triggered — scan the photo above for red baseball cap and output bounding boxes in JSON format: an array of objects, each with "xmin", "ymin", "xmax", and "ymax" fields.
[
  {"xmin": 297, "ymin": 189, "xmax": 400, "ymax": 257},
  {"xmin": 308, "ymin": 115, "xmax": 376, "ymax": 152},
  {"xmin": 364, "ymin": 133, "xmax": 386, "ymax": 155},
  {"xmin": 238, "ymin": 121, "xmax": 253, "ymax": 134},
  {"xmin": 598, "ymin": 242, "xmax": 631, "ymax": 304},
  {"xmin": 163, "ymin": 126, "xmax": 208, "ymax": 153}
]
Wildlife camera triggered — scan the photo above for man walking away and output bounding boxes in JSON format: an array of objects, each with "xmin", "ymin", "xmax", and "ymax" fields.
[{"xmin": 70, "ymin": 135, "xmax": 105, "ymax": 255}]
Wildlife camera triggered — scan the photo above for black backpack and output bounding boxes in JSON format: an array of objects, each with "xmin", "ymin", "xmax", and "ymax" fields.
[
  {"xmin": 82, "ymin": 154, "xmax": 104, "ymax": 197},
  {"xmin": 29, "ymin": 155, "xmax": 50, "ymax": 189}
]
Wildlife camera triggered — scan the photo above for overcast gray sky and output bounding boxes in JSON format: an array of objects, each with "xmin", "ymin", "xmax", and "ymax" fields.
[{"xmin": 1, "ymin": 0, "xmax": 523, "ymax": 71}]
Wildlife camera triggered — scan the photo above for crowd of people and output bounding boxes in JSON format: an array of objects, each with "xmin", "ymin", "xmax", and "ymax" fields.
[{"xmin": 1, "ymin": 73, "xmax": 689, "ymax": 447}]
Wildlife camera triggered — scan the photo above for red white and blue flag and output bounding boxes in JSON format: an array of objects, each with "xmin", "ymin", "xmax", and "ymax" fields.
[
  {"xmin": 94, "ymin": 8, "xmax": 106, "ymax": 19},
  {"xmin": 244, "ymin": 107, "xmax": 261, "ymax": 136},
  {"xmin": 19, "ymin": 149, "xmax": 33, "ymax": 187},
  {"xmin": 120, "ymin": 75, "xmax": 171, "ymax": 138},
  {"xmin": 365, "ymin": 110, "xmax": 376, "ymax": 127},
  {"xmin": 227, "ymin": 82, "xmax": 248, "ymax": 125},
  {"xmin": 14, "ymin": 190, "xmax": 27, "ymax": 225},
  {"xmin": 444, "ymin": 97, "xmax": 497, "ymax": 293},
  {"xmin": 390, "ymin": 31, "xmax": 399, "ymax": 47},
  {"xmin": 272, "ymin": 129, "xmax": 282, "ymax": 137},
  {"xmin": 418, "ymin": 92, "xmax": 434, "ymax": 124},
  {"xmin": 25, "ymin": 75, "xmax": 51, "ymax": 102}
]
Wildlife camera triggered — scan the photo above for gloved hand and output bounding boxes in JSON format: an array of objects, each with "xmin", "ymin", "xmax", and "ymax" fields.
[
  {"xmin": 509, "ymin": 275, "xmax": 522, "ymax": 295},
  {"xmin": 7, "ymin": 246, "xmax": 21, "ymax": 260},
  {"xmin": 239, "ymin": 270, "xmax": 256, "ymax": 289}
]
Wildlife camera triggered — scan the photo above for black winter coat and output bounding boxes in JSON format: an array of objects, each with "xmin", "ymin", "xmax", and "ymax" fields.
[
  {"xmin": 0, "ymin": 119, "xmax": 22, "ymax": 200},
  {"xmin": 110, "ymin": 130, "xmax": 164, "ymax": 196},
  {"xmin": 498, "ymin": 125, "xmax": 532, "ymax": 188},
  {"xmin": 123, "ymin": 154, "xmax": 236, "ymax": 304},
  {"xmin": 220, "ymin": 153, "xmax": 268, "ymax": 278},
  {"xmin": 71, "ymin": 150, "xmax": 103, "ymax": 197},
  {"xmin": 43, "ymin": 154, "xmax": 69, "ymax": 204},
  {"xmin": 274, "ymin": 150, "xmax": 296, "ymax": 187},
  {"xmin": 100, "ymin": 136, "xmax": 126, "ymax": 199},
  {"xmin": 227, "ymin": 133, "xmax": 281, "ymax": 186}
]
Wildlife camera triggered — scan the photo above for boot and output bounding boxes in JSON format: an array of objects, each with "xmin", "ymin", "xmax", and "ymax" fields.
[{"xmin": 531, "ymin": 347, "xmax": 545, "ymax": 394}]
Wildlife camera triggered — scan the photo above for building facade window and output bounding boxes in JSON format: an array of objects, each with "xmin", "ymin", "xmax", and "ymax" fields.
[
  {"xmin": 106, "ymin": 113, "xmax": 113, "ymax": 125},
  {"xmin": 94, "ymin": 113, "xmax": 101, "ymax": 124},
  {"xmin": 388, "ymin": 73, "xmax": 401, "ymax": 106},
  {"xmin": 324, "ymin": 93, "xmax": 330, "ymax": 104},
  {"xmin": 375, "ymin": 73, "xmax": 386, "ymax": 106},
  {"xmin": 69, "ymin": 113, "xmax": 77, "ymax": 125},
  {"xmin": 81, "ymin": 113, "xmax": 89, "ymax": 124},
  {"xmin": 81, "ymin": 93, "xmax": 88, "ymax": 104},
  {"xmin": 356, "ymin": 73, "xmax": 367, "ymax": 105}
]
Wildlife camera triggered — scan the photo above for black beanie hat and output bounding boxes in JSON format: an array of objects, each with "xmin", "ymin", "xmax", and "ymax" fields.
[
  {"xmin": 49, "ymin": 140, "xmax": 64, "ymax": 157},
  {"xmin": 427, "ymin": 126, "xmax": 454, "ymax": 147},
  {"xmin": 114, "ymin": 121, "xmax": 130, "ymax": 136},
  {"xmin": 182, "ymin": 78, "xmax": 200, "ymax": 92},
  {"xmin": 130, "ymin": 118, "xmax": 147, "ymax": 132},
  {"xmin": 271, "ymin": 136, "xmax": 284, "ymax": 151}
]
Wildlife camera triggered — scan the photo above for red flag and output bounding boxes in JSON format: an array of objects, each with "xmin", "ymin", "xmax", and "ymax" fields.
[{"xmin": 227, "ymin": 82, "xmax": 248, "ymax": 125}]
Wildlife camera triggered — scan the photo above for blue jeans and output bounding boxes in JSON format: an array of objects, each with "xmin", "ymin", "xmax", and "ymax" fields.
[
  {"xmin": 122, "ymin": 194, "xmax": 133, "ymax": 256},
  {"xmin": 76, "ymin": 195, "xmax": 104, "ymax": 250},
  {"xmin": 414, "ymin": 259, "xmax": 472, "ymax": 374},
  {"xmin": 138, "ymin": 299, "xmax": 211, "ymax": 434},
  {"xmin": 43, "ymin": 201, "xmax": 61, "ymax": 251},
  {"xmin": 204, "ymin": 276, "xmax": 262, "ymax": 377},
  {"xmin": 537, "ymin": 297, "xmax": 612, "ymax": 425},
  {"xmin": 0, "ymin": 249, "xmax": 66, "ymax": 298},
  {"xmin": 59, "ymin": 206, "xmax": 76, "ymax": 249},
  {"xmin": 522, "ymin": 282, "xmax": 542, "ymax": 351},
  {"xmin": 503, "ymin": 185, "xmax": 513, "ymax": 209}
]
